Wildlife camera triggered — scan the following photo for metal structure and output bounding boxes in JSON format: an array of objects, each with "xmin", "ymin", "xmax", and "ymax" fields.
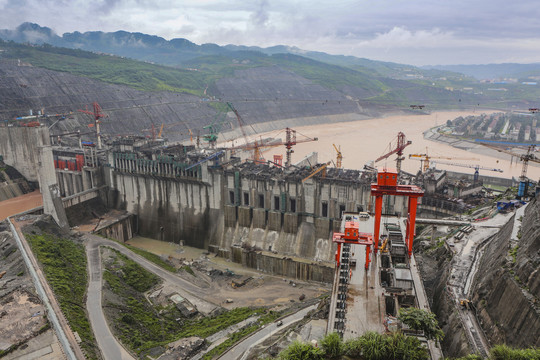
[
  {"xmin": 333, "ymin": 222, "xmax": 373, "ymax": 269},
  {"xmin": 430, "ymin": 160, "xmax": 503, "ymax": 184},
  {"xmin": 375, "ymin": 132, "xmax": 411, "ymax": 173},
  {"xmin": 302, "ymin": 162, "xmax": 331, "ymax": 183},
  {"xmin": 409, "ymin": 153, "xmax": 478, "ymax": 172},
  {"xmin": 203, "ymin": 110, "xmax": 227, "ymax": 148},
  {"xmin": 333, "ymin": 144, "xmax": 343, "ymax": 168},
  {"xmin": 371, "ymin": 169, "xmax": 424, "ymax": 257},
  {"xmin": 78, "ymin": 102, "xmax": 107, "ymax": 149},
  {"xmin": 284, "ymin": 128, "xmax": 318, "ymax": 168},
  {"xmin": 482, "ymin": 144, "xmax": 540, "ymax": 198}
]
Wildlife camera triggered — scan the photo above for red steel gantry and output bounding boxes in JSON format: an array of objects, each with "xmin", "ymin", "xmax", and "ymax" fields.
[
  {"xmin": 371, "ymin": 169, "xmax": 424, "ymax": 257},
  {"xmin": 333, "ymin": 221, "xmax": 373, "ymax": 270}
]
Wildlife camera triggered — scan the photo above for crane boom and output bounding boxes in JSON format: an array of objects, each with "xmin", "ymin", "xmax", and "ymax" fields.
[
  {"xmin": 431, "ymin": 160, "xmax": 503, "ymax": 172},
  {"xmin": 375, "ymin": 132, "xmax": 411, "ymax": 173}
]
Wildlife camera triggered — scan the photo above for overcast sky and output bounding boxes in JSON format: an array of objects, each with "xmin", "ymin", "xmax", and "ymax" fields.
[{"xmin": 1, "ymin": 0, "xmax": 540, "ymax": 66}]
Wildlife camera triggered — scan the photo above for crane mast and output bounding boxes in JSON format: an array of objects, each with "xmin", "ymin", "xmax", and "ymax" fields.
[{"xmin": 375, "ymin": 132, "xmax": 411, "ymax": 173}]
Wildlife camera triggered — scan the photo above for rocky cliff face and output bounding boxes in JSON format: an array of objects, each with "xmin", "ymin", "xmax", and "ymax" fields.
[
  {"xmin": 415, "ymin": 239, "xmax": 473, "ymax": 357},
  {"xmin": 471, "ymin": 197, "xmax": 540, "ymax": 348}
]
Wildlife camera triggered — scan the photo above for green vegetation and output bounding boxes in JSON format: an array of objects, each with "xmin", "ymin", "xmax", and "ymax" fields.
[
  {"xmin": 398, "ymin": 307, "xmax": 444, "ymax": 341},
  {"xmin": 102, "ymin": 247, "xmax": 276, "ymax": 356},
  {"xmin": 509, "ymin": 245, "xmax": 519, "ymax": 264},
  {"xmin": 320, "ymin": 332, "xmax": 345, "ymax": 358},
  {"xmin": 26, "ymin": 233, "xmax": 99, "ymax": 359},
  {"xmin": 181, "ymin": 265, "xmax": 195, "ymax": 276},
  {"xmin": 122, "ymin": 243, "xmax": 176, "ymax": 272},
  {"xmin": 450, "ymin": 344, "xmax": 540, "ymax": 360},
  {"xmin": 490, "ymin": 344, "xmax": 540, "ymax": 360},
  {"xmin": 0, "ymin": 40, "xmax": 210, "ymax": 95},
  {"xmin": 278, "ymin": 331, "xmax": 429, "ymax": 360},
  {"xmin": 201, "ymin": 311, "xmax": 280, "ymax": 359}
]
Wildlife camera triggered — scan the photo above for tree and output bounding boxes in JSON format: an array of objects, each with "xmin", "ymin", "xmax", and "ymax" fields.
[
  {"xmin": 320, "ymin": 332, "xmax": 344, "ymax": 359},
  {"xmin": 398, "ymin": 307, "xmax": 444, "ymax": 341},
  {"xmin": 278, "ymin": 340, "xmax": 324, "ymax": 360}
]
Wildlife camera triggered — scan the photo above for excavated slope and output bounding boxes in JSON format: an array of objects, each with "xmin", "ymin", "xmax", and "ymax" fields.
[
  {"xmin": 1, "ymin": 62, "xmax": 376, "ymax": 141},
  {"xmin": 471, "ymin": 197, "xmax": 540, "ymax": 348}
]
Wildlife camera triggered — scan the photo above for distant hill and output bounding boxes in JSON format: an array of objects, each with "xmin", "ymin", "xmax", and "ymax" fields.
[
  {"xmin": 0, "ymin": 22, "xmax": 462, "ymax": 81},
  {"xmin": 2, "ymin": 23, "xmax": 540, "ymax": 115},
  {"xmin": 423, "ymin": 63, "xmax": 540, "ymax": 80}
]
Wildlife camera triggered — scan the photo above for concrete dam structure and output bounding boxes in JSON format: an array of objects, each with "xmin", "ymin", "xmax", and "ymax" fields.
[
  {"xmin": 102, "ymin": 138, "xmax": 411, "ymax": 281},
  {"xmin": 0, "ymin": 126, "xmax": 410, "ymax": 281}
]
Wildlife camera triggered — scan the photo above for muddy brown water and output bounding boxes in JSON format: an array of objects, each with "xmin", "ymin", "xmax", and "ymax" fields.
[
  {"xmin": 0, "ymin": 190, "xmax": 42, "ymax": 221},
  {"xmin": 244, "ymin": 111, "xmax": 540, "ymax": 180}
]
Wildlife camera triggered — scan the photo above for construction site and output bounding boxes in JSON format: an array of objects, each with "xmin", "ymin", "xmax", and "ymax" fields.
[{"xmin": 1, "ymin": 99, "xmax": 539, "ymax": 360}]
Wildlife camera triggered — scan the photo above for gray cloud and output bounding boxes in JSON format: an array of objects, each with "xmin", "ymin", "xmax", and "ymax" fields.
[{"xmin": 1, "ymin": 0, "xmax": 539, "ymax": 65}]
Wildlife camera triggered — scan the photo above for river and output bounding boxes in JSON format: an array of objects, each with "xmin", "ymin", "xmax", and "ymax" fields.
[{"xmin": 251, "ymin": 110, "xmax": 540, "ymax": 180}]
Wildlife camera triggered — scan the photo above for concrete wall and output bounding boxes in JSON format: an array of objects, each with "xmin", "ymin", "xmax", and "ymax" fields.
[
  {"xmin": 108, "ymin": 171, "xmax": 224, "ymax": 249},
  {"xmin": 97, "ymin": 215, "xmax": 135, "ymax": 243},
  {"xmin": 0, "ymin": 127, "xmax": 51, "ymax": 182}
]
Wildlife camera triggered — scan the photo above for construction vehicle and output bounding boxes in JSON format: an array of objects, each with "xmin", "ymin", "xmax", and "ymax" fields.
[
  {"xmin": 375, "ymin": 132, "xmax": 412, "ymax": 173},
  {"xmin": 380, "ymin": 237, "xmax": 389, "ymax": 253},
  {"xmin": 460, "ymin": 299, "xmax": 471, "ymax": 310},
  {"xmin": 333, "ymin": 144, "xmax": 343, "ymax": 168}
]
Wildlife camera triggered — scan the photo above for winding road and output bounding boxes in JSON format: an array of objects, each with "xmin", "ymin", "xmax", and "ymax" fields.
[{"xmin": 84, "ymin": 234, "xmax": 220, "ymax": 360}]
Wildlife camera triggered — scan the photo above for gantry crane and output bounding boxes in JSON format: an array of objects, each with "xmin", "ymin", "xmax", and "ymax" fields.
[
  {"xmin": 375, "ymin": 132, "xmax": 411, "ymax": 173},
  {"xmin": 409, "ymin": 152, "xmax": 479, "ymax": 172},
  {"xmin": 333, "ymin": 144, "xmax": 343, "ymax": 168},
  {"xmin": 78, "ymin": 102, "xmax": 107, "ymax": 149},
  {"xmin": 430, "ymin": 160, "xmax": 503, "ymax": 184},
  {"xmin": 481, "ymin": 144, "xmax": 540, "ymax": 198}
]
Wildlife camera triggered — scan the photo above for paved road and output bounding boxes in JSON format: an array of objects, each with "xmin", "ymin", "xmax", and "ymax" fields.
[
  {"xmin": 84, "ymin": 234, "xmax": 218, "ymax": 314},
  {"xmin": 84, "ymin": 234, "xmax": 223, "ymax": 359},
  {"xmin": 86, "ymin": 241, "xmax": 134, "ymax": 360},
  {"xmin": 219, "ymin": 304, "xmax": 318, "ymax": 360}
]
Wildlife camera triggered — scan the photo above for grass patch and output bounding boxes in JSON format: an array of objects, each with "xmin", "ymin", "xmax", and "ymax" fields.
[
  {"xmin": 26, "ymin": 232, "xmax": 99, "ymax": 359},
  {"xmin": 122, "ymin": 243, "xmax": 176, "ymax": 272},
  {"xmin": 181, "ymin": 265, "xmax": 195, "ymax": 276}
]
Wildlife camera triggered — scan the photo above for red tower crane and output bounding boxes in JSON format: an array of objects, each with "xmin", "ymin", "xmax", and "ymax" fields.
[
  {"xmin": 375, "ymin": 132, "xmax": 412, "ymax": 173},
  {"xmin": 78, "ymin": 102, "xmax": 107, "ymax": 149}
]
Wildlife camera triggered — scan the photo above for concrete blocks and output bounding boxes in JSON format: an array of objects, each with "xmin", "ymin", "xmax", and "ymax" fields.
[
  {"xmin": 252, "ymin": 208, "xmax": 266, "ymax": 229},
  {"xmin": 315, "ymin": 217, "xmax": 331, "ymax": 239},
  {"xmin": 283, "ymin": 213, "xmax": 299, "ymax": 234},
  {"xmin": 267, "ymin": 211, "xmax": 282, "ymax": 232},
  {"xmin": 237, "ymin": 206, "xmax": 252, "ymax": 228},
  {"xmin": 224, "ymin": 205, "xmax": 237, "ymax": 228}
]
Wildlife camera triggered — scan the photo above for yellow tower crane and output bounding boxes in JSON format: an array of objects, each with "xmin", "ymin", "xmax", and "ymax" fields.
[{"xmin": 333, "ymin": 144, "xmax": 343, "ymax": 168}]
